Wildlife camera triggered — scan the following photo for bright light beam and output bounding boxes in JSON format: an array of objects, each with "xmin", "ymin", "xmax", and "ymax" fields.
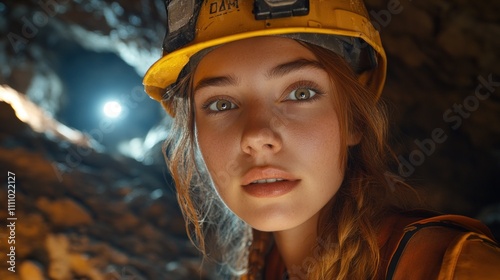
[{"xmin": 103, "ymin": 101, "xmax": 122, "ymax": 118}]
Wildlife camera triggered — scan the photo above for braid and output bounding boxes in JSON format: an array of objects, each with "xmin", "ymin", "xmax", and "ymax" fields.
[{"xmin": 244, "ymin": 230, "xmax": 273, "ymax": 280}]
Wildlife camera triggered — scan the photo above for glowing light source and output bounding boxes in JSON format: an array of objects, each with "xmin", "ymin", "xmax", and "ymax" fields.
[{"xmin": 103, "ymin": 101, "xmax": 122, "ymax": 118}]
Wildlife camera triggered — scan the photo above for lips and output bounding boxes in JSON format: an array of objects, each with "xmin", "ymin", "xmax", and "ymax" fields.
[
  {"xmin": 241, "ymin": 167, "xmax": 299, "ymax": 197},
  {"xmin": 251, "ymin": 178, "xmax": 285, "ymax": 184}
]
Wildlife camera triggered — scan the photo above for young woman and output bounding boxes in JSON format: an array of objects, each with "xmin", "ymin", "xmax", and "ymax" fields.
[{"xmin": 144, "ymin": 1, "xmax": 500, "ymax": 279}]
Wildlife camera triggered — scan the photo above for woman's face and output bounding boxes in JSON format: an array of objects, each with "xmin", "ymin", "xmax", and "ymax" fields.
[{"xmin": 194, "ymin": 36, "xmax": 350, "ymax": 232}]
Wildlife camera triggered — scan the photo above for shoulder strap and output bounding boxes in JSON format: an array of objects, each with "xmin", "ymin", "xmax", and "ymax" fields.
[
  {"xmin": 385, "ymin": 215, "xmax": 497, "ymax": 280},
  {"xmin": 385, "ymin": 220, "xmax": 468, "ymax": 279}
]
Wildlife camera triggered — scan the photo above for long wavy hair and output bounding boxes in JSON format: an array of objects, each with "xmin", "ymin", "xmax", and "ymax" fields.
[{"xmin": 162, "ymin": 39, "xmax": 420, "ymax": 279}]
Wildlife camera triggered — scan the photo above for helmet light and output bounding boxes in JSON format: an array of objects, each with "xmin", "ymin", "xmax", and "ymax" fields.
[{"xmin": 254, "ymin": 0, "xmax": 310, "ymax": 20}]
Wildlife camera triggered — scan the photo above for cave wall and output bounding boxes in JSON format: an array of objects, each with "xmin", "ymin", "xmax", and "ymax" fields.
[{"xmin": 365, "ymin": 0, "xmax": 500, "ymax": 215}]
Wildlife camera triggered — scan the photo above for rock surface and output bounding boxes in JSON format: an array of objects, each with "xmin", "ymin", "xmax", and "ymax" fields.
[
  {"xmin": 364, "ymin": 0, "xmax": 500, "ymax": 216},
  {"xmin": 0, "ymin": 97, "xmax": 215, "ymax": 279}
]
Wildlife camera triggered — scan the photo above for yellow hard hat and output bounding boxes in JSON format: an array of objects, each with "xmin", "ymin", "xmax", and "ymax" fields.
[{"xmin": 144, "ymin": 0, "xmax": 387, "ymax": 115}]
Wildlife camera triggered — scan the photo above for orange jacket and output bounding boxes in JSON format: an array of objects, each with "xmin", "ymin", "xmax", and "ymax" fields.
[
  {"xmin": 246, "ymin": 211, "xmax": 500, "ymax": 279},
  {"xmin": 379, "ymin": 212, "xmax": 500, "ymax": 280}
]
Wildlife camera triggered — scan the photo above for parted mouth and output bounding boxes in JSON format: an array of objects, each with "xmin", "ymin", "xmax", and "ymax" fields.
[
  {"xmin": 250, "ymin": 178, "xmax": 286, "ymax": 184},
  {"xmin": 242, "ymin": 175, "xmax": 299, "ymax": 198},
  {"xmin": 242, "ymin": 167, "xmax": 298, "ymax": 186}
]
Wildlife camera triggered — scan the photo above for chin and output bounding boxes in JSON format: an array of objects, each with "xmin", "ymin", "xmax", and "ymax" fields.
[{"xmin": 243, "ymin": 214, "xmax": 308, "ymax": 233}]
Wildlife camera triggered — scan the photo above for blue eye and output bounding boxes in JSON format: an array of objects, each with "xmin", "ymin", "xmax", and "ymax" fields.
[
  {"xmin": 286, "ymin": 87, "xmax": 317, "ymax": 101},
  {"xmin": 208, "ymin": 99, "xmax": 237, "ymax": 112}
]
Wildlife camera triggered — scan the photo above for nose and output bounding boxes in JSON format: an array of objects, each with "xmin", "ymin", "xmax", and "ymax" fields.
[{"xmin": 240, "ymin": 111, "xmax": 282, "ymax": 157}]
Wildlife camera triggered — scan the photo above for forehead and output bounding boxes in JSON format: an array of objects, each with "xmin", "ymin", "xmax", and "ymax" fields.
[{"xmin": 193, "ymin": 36, "xmax": 317, "ymax": 80}]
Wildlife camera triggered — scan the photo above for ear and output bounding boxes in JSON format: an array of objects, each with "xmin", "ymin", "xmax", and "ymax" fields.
[{"xmin": 347, "ymin": 131, "xmax": 362, "ymax": 146}]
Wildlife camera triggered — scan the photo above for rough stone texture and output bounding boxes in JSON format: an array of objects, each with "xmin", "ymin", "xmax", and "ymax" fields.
[
  {"xmin": 1, "ymin": 0, "xmax": 165, "ymax": 115},
  {"xmin": 364, "ymin": 0, "xmax": 500, "ymax": 218},
  {"xmin": 0, "ymin": 0, "xmax": 499, "ymax": 278},
  {"xmin": 0, "ymin": 98, "xmax": 215, "ymax": 279}
]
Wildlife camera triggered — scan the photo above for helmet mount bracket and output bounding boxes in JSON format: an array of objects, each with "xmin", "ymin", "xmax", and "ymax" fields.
[{"xmin": 253, "ymin": 0, "xmax": 310, "ymax": 20}]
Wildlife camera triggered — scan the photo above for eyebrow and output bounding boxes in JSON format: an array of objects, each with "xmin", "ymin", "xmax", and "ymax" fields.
[
  {"xmin": 194, "ymin": 58, "xmax": 324, "ymax": 92},
  {"xmin": 194, "ymin": 75, "xmax": 238, "ymax": 92},
  {"xmin": 266, "ymin": 58, "xmax": 325, "ymax": 79}
]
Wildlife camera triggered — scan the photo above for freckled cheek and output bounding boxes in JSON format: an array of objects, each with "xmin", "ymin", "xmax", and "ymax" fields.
[
  {"xmin": 289, "ymin": 119, "xmax": 342, "ymax": 165},
  {"xmin": 196, "ymin": 127, "xmax": 241, "ymax": 185}
]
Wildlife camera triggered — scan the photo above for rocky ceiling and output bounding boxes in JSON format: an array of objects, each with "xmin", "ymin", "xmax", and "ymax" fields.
[{"xmin": 0, "ymin": 0, "xmax": 499, "ymax": 279}]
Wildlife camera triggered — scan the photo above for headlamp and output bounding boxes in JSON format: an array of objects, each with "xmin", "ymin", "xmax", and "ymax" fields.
[{"xmin": 254, "ymin": 0, "xmax": 309, "ymax": 20}]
